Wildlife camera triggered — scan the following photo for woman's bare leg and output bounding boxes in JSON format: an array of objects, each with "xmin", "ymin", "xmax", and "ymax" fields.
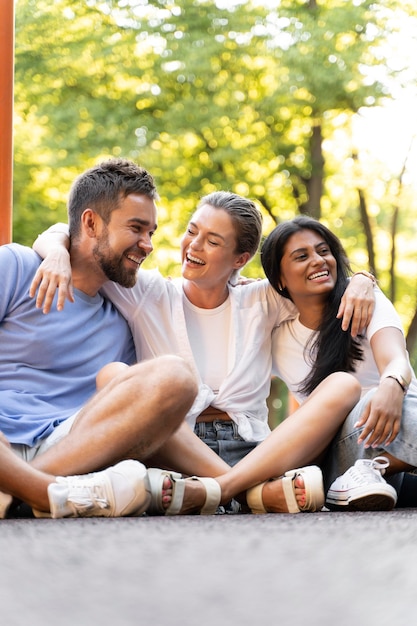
[
  {"xmin": 215, "ymin": 373, "xmax": 361, "ymax": 510},
  {"xmin": 146, "ymin": 421, "xmax": 230, "ymax": 475},
  {"xmin": 156, "ymin": 373, "xmax": 362, "ymax": 514}
]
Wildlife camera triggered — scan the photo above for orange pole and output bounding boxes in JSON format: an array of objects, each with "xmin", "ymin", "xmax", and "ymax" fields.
[
  {"xmin": 0, "ymin": 0, "xmax": 15, "ymax": 245},
  {"xmin": 288, "ymin": 393, "xmax": 300, "ymax": 415}
]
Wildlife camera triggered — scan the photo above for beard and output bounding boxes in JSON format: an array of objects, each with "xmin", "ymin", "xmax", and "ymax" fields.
[{"xmin": 93, "ymin": 232, "xmax": 139, "ymax": 288}]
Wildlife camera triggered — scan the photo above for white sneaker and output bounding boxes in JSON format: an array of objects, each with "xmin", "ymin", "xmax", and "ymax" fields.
[
  {"xmin": 33, "ymin": 460, "xmax": 151, "ymax": 519},
  {"xmin": 325, "ymin": 456, "xmax": 397, "ymax": 511}
]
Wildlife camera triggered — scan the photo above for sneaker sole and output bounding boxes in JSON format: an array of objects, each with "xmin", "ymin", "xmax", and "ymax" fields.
[
  {"xmin": 326, "ymin": 486, "xmax": 397, "ymax": 512},
  {"xmin": 326, "ymin": 492, "xmax": 396, "ymax": 511}
]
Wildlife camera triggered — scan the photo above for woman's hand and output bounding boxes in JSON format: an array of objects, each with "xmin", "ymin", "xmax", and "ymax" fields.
[
  {"xmin": 337, "ymin": 274, "xmax": 375, "ymax": 337},
  {"xmin": 29, "ymin": 248, "xmax": 74, "ymax": 313},
  {"xmin": 355, "ymin": 379, "xmax": 404, "ymax": 448}
]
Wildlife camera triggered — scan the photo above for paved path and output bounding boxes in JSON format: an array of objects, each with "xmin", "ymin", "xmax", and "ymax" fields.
[{"xmin": 1, "ymin": 510, "xmax": 416, "ymax": 626}]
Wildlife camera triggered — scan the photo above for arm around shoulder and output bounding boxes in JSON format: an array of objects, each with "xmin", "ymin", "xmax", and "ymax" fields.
[{"xmin": 30, "ymin": 223, "xmax": 73, "ymax": 314}]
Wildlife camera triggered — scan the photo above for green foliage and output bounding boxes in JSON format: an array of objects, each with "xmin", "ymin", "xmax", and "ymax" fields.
[
  {"xmin": 14, "ymin": 0, "xmax": 396, "ymax": 240},
  {"xmin": 12, "ymin": 0, "xmax": 417, "ymax": 367}
]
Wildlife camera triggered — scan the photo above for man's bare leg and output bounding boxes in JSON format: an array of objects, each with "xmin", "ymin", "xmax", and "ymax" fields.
[
  {"xmin": 0, "ymin": 438, "xmax": 54, "ymax": 512},
  {"xmin": 30, "ymin": 355, "xmax": 197, "ymax": 476},
  {"xmin": 94, "ymin": 364, "xmax": 230, "ymax": 479},
  {"xmin": 96, "ymin": 361, "xmax": 230, "ymax": 476}
]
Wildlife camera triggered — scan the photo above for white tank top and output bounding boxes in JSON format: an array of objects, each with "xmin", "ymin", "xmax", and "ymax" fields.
[{"xmin": 182, "ymin": 293, "xmax": 233, "ymax": 393}]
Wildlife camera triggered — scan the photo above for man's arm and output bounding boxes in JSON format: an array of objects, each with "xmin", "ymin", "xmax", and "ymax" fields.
[{"xmin": 32, "ymin": 223, "xmax": 376, "ymax": 334}]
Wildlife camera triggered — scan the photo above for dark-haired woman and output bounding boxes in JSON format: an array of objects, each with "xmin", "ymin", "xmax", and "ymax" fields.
[{"xmin": 262, "ymin": 215, "xmax": 416, "ymax": 510}]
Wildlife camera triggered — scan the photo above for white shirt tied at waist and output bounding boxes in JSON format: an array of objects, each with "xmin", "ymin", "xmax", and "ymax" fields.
[{"xmin": 102, "ymin": 269, "xmax": 297, "ymax": 442}]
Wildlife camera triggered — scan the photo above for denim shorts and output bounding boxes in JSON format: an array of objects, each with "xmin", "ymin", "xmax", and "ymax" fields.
[
  {"xmin": 322, "ymin": 386, "xmax": 417, "ymax": 493},
  {"xmin": 194, "ymin": 420, "xmax": 258, "ymax": 466}
]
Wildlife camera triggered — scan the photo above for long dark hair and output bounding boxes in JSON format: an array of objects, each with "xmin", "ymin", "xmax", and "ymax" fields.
[{"xmin": 261, "ymin": 216, "xmax": 363, "ymax": 395}]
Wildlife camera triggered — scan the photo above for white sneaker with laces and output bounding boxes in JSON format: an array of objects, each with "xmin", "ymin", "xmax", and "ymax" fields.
[
  {"xmin": 325, "ymin": 456, "xmax": 397, "ymax": 511},
  {"xmin": 33, "ymin": 460, "xmax": 151, "ymax": 519}
]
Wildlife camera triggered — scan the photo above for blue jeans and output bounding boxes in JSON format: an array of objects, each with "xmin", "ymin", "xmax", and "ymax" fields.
[
  {"xmin": 194, "ymin": 420, "xmax": 258, "ymax": 467},
  {"xmin": 322, "ymin": 386, "xmax": 417, "ymax": 494}
]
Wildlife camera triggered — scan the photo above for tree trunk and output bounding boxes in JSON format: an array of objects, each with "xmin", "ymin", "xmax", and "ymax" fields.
[
  {"xmin": 299, "ymin": 122, "xmax": 324, "ymax": 219},
  {"xmin": 406, "ymin": 302, "xmax": 417, "ymax": 358},
  {"xmin": 357, "ymin": 187, "xmax": 377, "ymax": 278},
  {"xmin": 389, "ymin": 205, "xmax": 399, "ymax": 302},
  {"xmin": 390, "ymin": 149, "xmax": 410, "ymax": 302}
]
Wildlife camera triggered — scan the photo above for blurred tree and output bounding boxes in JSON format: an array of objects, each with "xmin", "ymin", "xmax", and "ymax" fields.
[
  {"xmin": 14, "ymin": 0, "xmax": 394, "ymax": 234},
  {"xmin": 12, "ymin": 0, "xmax": 417, "ymax": 364}
]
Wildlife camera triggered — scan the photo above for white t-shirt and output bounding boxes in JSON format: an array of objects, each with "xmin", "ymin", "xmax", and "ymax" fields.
[
  {"xmin": 272, "ymin": 287, "xmax": 413, "ymax": 404},
  {"xmin": 183, "ymin": 294, "xmax": 233, "ymax": 393}
]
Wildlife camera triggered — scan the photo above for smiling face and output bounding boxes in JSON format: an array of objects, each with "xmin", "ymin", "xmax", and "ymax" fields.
[
  {"xmin": 278, "ymin": 228, "xmax": 337, "ymax": 303},
  {"xmin": 92, "ymin": 193, "xmax": 157, "ymax": 288},
  {"xmin": 180, "ymin": 204, "xmax": 250, "ymax": 291}
]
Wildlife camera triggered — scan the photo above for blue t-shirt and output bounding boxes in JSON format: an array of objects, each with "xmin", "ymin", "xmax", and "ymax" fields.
[{"xmin": 0, "ymin": 244, "xmax": 136, "ymax": 446}]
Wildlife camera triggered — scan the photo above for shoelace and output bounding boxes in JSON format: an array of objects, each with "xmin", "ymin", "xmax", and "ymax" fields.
[
  {"xmin": 65, "ymin": 478, "xmax": 110, "ymax": 512},
  {"xmin": 352, "ymin": 456, "xmax": 390, "ymax": 485},
  {"xmin": 367, "ymin": 456, "xmax": 390, "ymax": 474}
]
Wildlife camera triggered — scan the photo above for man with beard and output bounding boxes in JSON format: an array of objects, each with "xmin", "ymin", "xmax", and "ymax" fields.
[{"xmin": 0, "ymin": 158, "xmax": 206, "ymax": 519}]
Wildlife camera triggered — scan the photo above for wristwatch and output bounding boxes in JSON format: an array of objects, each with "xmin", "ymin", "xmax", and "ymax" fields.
[{"xmin": 384, "ymin": 374, "xmax": 409, "ymax": 395}]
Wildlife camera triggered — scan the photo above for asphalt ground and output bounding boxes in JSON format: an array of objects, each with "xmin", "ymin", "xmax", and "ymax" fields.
[{"xmin": 1, "ymin": 509, "xmax": 416, "ymax": 626}]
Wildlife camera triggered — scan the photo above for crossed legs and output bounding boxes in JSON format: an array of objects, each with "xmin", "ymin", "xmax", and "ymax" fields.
[
  {"xmin": 1, "ymin": 354, "xmax": 224, "ymax": 515},
  {"xmin": 0, "ymin": 367, "xmax": 364, "ymax": 516},
  {"xmin": 30, "ymin": 355, "xmax": 200, "ymax": 476},
  {"xmin": 160, "ymin": 372, "xmax": 363, "ymax": 514}
]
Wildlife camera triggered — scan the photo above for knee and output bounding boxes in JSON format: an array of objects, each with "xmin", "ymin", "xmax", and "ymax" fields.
[
  {"xmin": 329, "ymin": 372, "xmax": 361, "ymax": 404},
  {"xmin": 156, "ymin": 355, "xmax": 198, "ymax": 399},
  {"xmin": 96, "ymin": 362, "xmax": 129, "ymax": 391},
  {"xmin": 129, "ymin": 355, "xmax": 198, "ymax": 402}
]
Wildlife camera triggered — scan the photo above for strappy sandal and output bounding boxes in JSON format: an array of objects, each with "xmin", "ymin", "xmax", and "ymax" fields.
[
  {"xmin": 246, "ymin": 465, "xmax": 324, "ymax": 514},
  {"xmin": 146, "ymin": 468, "xmax": 221, "ymax": 516}
]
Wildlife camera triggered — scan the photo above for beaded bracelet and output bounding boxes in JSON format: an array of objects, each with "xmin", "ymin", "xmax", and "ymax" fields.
[{"xmin": 352, "ymin": 271, "xmax": 377, "ymax": 286}]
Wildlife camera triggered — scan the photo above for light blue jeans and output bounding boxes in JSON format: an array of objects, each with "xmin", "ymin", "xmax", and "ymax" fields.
[
  {"xmin": 194, "ymin": 420, "xmax": 258, "ymax": 467},
  {"xmin": 322, "ymin": 386, "xmax": 417, "ymax": 495}
]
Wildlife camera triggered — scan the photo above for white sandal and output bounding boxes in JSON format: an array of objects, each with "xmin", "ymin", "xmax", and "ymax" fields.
[
  {"xmin": 246, "ymin": 465, "xmax": 324, "ymax": 514},
  {"xmin": 147, "ymin": 468, "xmax": 221, "ymax": 516}
]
